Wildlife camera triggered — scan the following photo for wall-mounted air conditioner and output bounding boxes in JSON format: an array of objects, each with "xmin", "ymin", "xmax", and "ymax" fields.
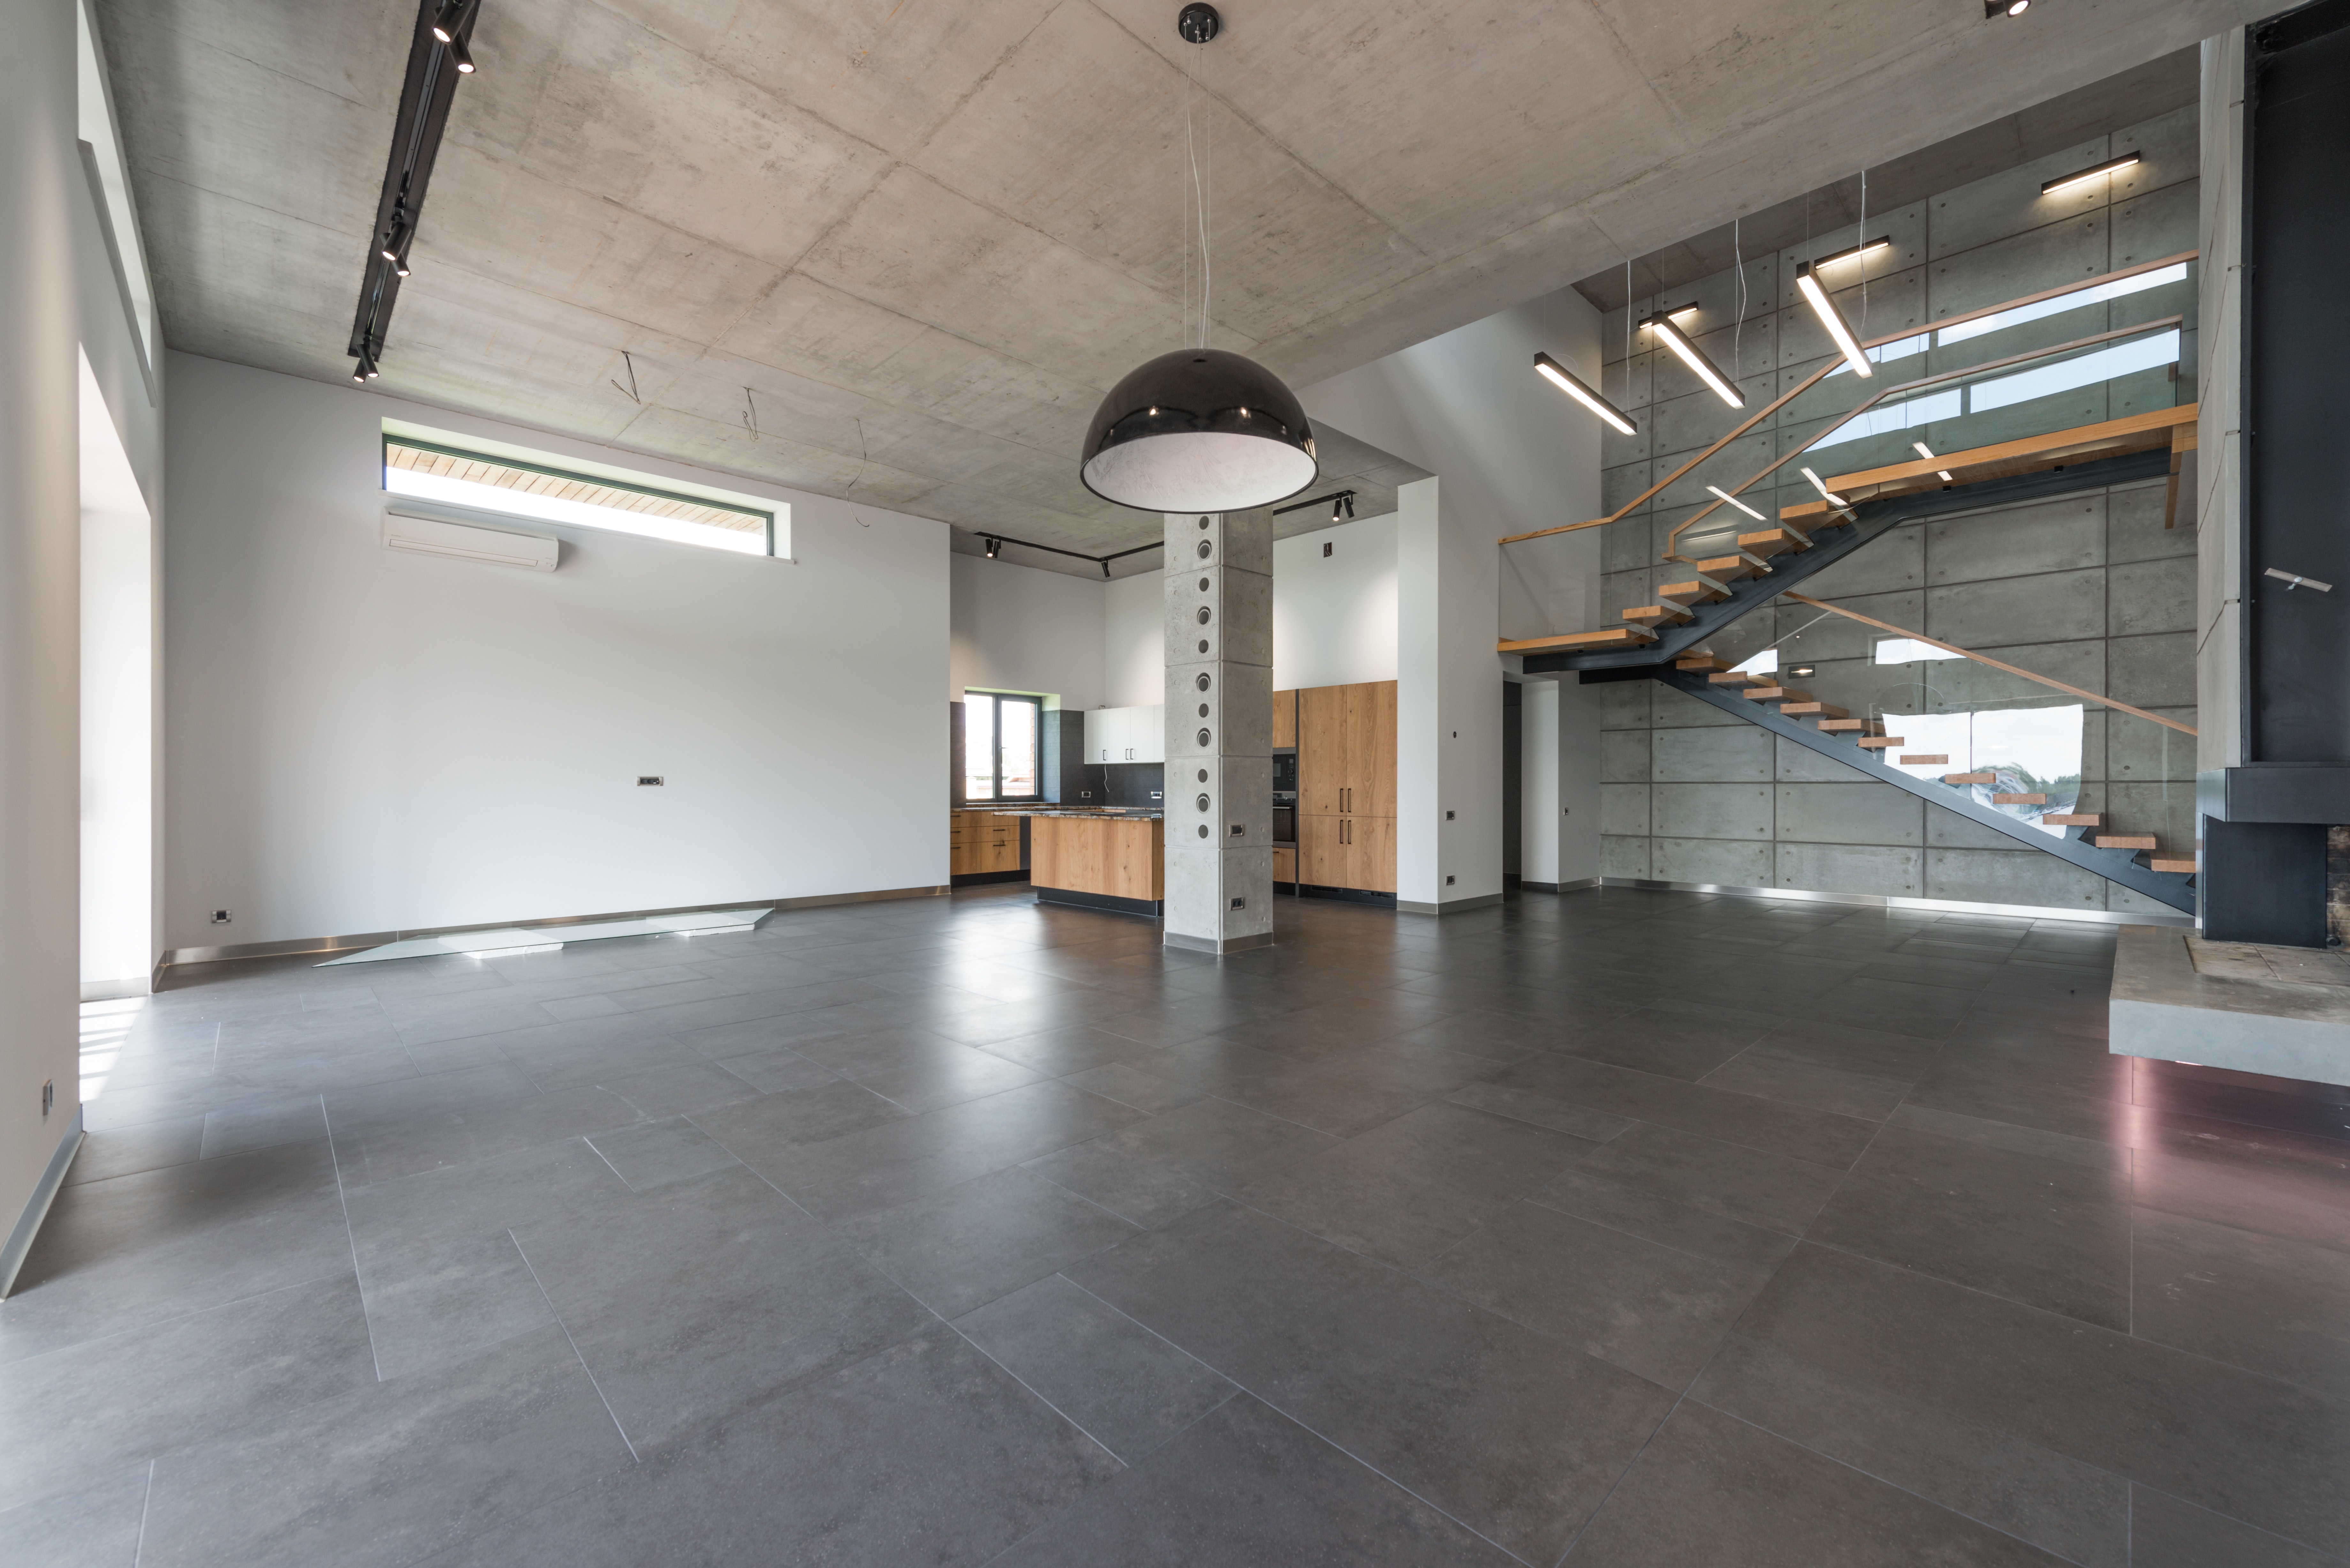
[{"xmin": 383, "ymin": 506, "xmax": 560, "ymax": 572}]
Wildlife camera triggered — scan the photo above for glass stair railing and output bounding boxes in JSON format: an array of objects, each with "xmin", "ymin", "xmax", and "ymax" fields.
[{"xmin": 1502, "ymin": 253, "xmax": 2197, "ymax": 660}]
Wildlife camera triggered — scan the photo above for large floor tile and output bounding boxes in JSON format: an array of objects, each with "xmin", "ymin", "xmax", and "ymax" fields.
[
  {"xmin": 1694, "ymin": 1243, "xmax": 2350, "ymax": 1563},
  {"xmin": 427, "ymin": 1331, "xmax": 1118, "ymax": 1567},
  {"xmin": 952, "ymin": 1273, "xmax": 1234, "ymax": 1464},
  {"xmin": 1421, "ymin": 1200, "xmax": 1777, "ymax": 1388},
  {"xmin": 1805, "ymin": 1122, "xmax": 2133, "ymax": 1327},
  {"xmin": 1565, "ymin": 1121, "xmax": 1847, "ymax": 1234},
  {"xmin": 835, "ymin": 1166, "xmax": 1140, "ymax": 1317},
  {"xmin": 138, "ymin": 1326, "xmax": 630, "ymax": 1568},
  {"xmin": 0, "ymin": 1464, "xmax": 150, "ymax": 1568},
  {"xmin": 2127, "ymin": 1485, "xmax": 2349, "ymax": 1568},
  {"xmin": 2130, "ymin": 1206, "xmax": 2350, "ymax": 1401},
  {"xmin": 1022, "ymin": 1095, "xmax": 1338, "ymax": 1228},
  {"xmin": 1233, "ymin": 1101, "xmax": 1594, "ymax": 1269},
  {"xmin": 511, "ymin": 1166, "xmax": 933, "ymax": 1448},
  {"xmin": 0, "ymin": 1275, "xmax": 376, "ymax": 1514},
  {"xmin": 992, "ymin": 1393, "xmax": 1515, "ymax": 1566},
  {"xmin": 357, "ymin": 1229, "xmax": 558, "ymax": 1381},
  {"xmin": 1565, "ymin": 1399, "xmax": 2070, "ymax": 1565},
  {"xmin": 1067, "ymin": 1202, "xmax": 1676, "ymax": 1564},
  {"xmin": 0, "ymin": 1141, "xmax": 355, "ymax": 1364},
  {"xmin": 1484, "ymin": 1052, "xmax": 1877, "ymax": 1168}
]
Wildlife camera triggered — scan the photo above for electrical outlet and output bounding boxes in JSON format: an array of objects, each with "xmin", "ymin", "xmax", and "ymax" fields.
[
  {"xmin": 637, "ymin": 776, "xmax": 664, "ymax": 787},
  {"xmin": 1229, "ymin": 896, "xmax": 1246, "ymax": 909},
  {"xmin": 211, "ymin": 909, "xmax": 232, "ymax": 925},
  {"xmin": 1446, "ymin": 875, "xmax": 1456, "ymax": 885},
  {"xmin": 1445, "ymin": 810, "xmax": 1456, "ymax": 820}
]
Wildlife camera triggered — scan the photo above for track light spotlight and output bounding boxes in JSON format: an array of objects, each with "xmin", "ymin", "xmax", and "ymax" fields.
[
  {"xmin": 1794, "ymin": 261, "xmax": 1873, "ymax": 380},
  {"xmin": 1331, "ymin": 497, "xmax": 1344, "ymax": 524},
  {"xmin": 352, "ymin": 351, "xmax": 379, "ymax": 383},
  {"xmin": 1533, "ymin": 352, "xmax": 1638, "ymax": 434},
  {"xmin": 1344, "ymin": 494, "xmax": 1355, "ymax": 519},
  {"xmin": 449, "ymin": 36, "xmax": 475, "ymax": 73},
  {"xmin": 1640, "ymin": 314, "xmax": 1746, "ymax": 408},
  {"xmin": 380, "ymin": 217, "xmax": 410, "ymax": 264},
  {"xmin": 1984, "ymin": 0, "xmax": 2028, "ymax": 15},
  {"xmin": 984, "ymin": 536, "xmax": 1001, "ymax": 559},
  {"xmin": 431, "ymin": 0, "xmax": 476, "ymax": 43},
  {"xmin": 1101, "ymin": 559, "xmax": 1112, "ymax": 578}
]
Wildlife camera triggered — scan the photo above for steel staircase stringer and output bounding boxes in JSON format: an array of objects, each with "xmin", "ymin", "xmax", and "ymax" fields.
[
  {"xmin": 1589, "ymin": 665, "xmax": 2198, "ymax": 914},
  {"xmin": 1520, "ymin": 449, "xmax": 2174, "ymax": 676}
]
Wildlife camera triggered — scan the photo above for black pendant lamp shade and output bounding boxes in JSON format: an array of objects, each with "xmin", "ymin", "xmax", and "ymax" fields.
[{"xmin": 1080, "ymin": 348, "xmax": 1318, "ymax": 514}]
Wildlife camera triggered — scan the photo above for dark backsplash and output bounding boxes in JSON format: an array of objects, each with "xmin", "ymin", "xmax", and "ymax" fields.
[{"xmin": 1075, "ymin": 763, "xmax": 1166, "ymax": 809}]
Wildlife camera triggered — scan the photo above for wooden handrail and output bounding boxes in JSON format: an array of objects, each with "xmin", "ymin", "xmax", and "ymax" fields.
[
  {"xmin": 1497, "ymin": 249, "xmax": 2199, "ymax": 550},
  {"xmin": 1779, "ymin": 591, "xmax": 2196, "ymax": 736}
]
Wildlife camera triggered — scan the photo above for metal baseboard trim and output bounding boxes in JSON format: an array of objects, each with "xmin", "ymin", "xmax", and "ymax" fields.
[
  {"xmin": 1295, "ymin": 885, "xmax": 1400, "ymax": 908},
  {"xmin": 1035, "ymin": 887, "xmax": 1162, "ymax": 918},
  {"xmin": 1, "ymin": 1109, "xmax": 83, "ymax": 1299},
  {"xmin": 157, "ymin": 886, "xmax": 951, "ymax": 972},
  {"xmin": 1399, "ymin": 892, "xmax": 1505, "ymax": 916},
  {"xmin": 1597, "ymin": 877, "xmax": 2196, "ymax": 928},
  {"xmin": 1517, "ymin": 878, "xmax": 1601, "ymax": 894},
  {"xmin": 951, "ymin": 870, "xmax": 1030, "ymax": 888},
  {"xmin": 1164, "ymin": 929, "xmax": 1276, "ymax": 956}
]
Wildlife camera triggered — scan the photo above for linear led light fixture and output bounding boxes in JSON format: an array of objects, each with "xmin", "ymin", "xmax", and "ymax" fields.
[
  {"xmin": 1639, "ymin": 314, "xmax": 1745, "ymax": 408},
  {"xmin": 1800, "ymin": 467, "xmax": 1846, "ymax": 506},
  {"xmin": 1794, "ymin": 261, "xmax": 1873, "ymax": 379},
  {"xmin": 1533, "ymin": 352, "xmax": 1637, "ymax": 434},
  {"xmin": 1705, "ymin": 485, "xmax": 1766, "ymax": 520},
  {"xmin": 1913, "ymin": 441, "xmax": 1954, "ymax": 482},
  {"xmin": 2041, "ymin": 152, "xmax": 2139, "ymax": 196},
  {"xmin": 1811, "ymin": 235, "xmax": 1891, "ymax": 269}
]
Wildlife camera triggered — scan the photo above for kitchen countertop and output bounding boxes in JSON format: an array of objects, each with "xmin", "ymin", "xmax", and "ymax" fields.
[{"xmin": 982, "ymin": 807, "xmax": 1164, "ymax": 820}]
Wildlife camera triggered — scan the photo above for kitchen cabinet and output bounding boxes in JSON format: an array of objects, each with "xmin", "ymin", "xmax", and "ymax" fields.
[
  {"xmin": 1085, "ymin": 704, "xmax": 1164, "ymax": 764},
  {"xmin": 949, "ymin": 810, "xmax": 1021, "ymax": 877},
  {"xmin": 1272, "ymin": 845, "xmax": 1296, "ymax": 885},
  {"xmin": 1294, "ymin": 680, "xmax": 1395, "ymax": 896},
  {"xmin": 1272, "ymin": 689, "xmax": 1297, "ymax": 750}
]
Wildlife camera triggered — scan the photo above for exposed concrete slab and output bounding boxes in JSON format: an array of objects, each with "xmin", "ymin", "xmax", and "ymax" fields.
[
  {"xmin": 2110, "ymin": 926, "xmax": 2350, "ymax": 1084},
  {"xmin": 97, "ymin": 0, "xmax": 2271, "ymax": 565}
]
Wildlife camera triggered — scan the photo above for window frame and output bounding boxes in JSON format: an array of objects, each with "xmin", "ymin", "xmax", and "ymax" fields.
[
  {"xmin": 963, "ymin": 691, "xmax": 1046, "ymax": 804},
  {"xmin": 381, "ymin": 434, "xmax": 778, "ymax": 557}
]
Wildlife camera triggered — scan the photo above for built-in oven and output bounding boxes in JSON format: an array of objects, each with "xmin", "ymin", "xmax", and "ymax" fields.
[{"xmin": 1272, "ymin": 749, "xmax": 1297, "ymax": 845}]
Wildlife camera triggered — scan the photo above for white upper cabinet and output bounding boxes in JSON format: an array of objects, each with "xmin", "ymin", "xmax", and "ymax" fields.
[{"xmin": 1085, "ymin": 705, "xmax": 1165, "ymax": 764}]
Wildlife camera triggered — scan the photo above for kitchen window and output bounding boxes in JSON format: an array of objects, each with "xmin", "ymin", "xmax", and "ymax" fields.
[{"xmin": 963, "ymin": 692, "xmax": 1042, "ymax": 802}]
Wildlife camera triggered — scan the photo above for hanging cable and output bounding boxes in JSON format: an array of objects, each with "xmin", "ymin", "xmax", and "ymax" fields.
[{"xmin": 1733, "ymin": 217, "xmax": 1745, "ymax": 383}]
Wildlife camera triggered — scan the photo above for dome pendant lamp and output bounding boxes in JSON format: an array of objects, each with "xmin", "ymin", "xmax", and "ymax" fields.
[{"xmin": 1079, "ymin": 4, "xmax": 1318, "ymax": 514}]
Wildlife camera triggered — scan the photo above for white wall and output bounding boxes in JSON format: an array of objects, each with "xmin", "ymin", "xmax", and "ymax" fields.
[
  {"xmin": 951, "ymin": 553, "xmax": 1105, "ymax": 709},
  {"xmin": 80, "ymin": 347, "xmax": 154, "ymax": 993},
  {"xmin": 166, "ymin": 353, "xmax": 950, "ymax": 949},
  {"xmin": 1103, "ymin": 571, "xmax": 1161, "ymax": 708},
  {"xmin": 1272, "ymin": 512, "xmax": 1399, "ymax": 690},
  {"xmin": 4, "ymin": 0, "xmax": 93, "ymax": 1293}
]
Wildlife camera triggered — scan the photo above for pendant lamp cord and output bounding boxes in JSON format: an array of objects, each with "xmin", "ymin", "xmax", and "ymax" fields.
[
  {"xmin": 1733, "ymin": 217, "xmax": 1744, "ymax": 382},
  {"xmin": 1184, "ymin": 41, "xmax": 1212, "ymax": 350},
  {"xmin": 1858, "ymin": 168, "xmax": 1868, "ymax": 339}
]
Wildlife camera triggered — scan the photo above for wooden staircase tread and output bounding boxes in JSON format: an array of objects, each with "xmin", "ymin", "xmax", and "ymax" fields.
[
  {"xmin": 1784, "ymin": 703, "xmax": 1850, "ymax": 719},
  {"xmin": 1623, "ymin": 604, "xmax": 1696, "ymax": 626},
  {"xmin": 1899, "ymin": 754, "xmax": 1948, "ymax": 764},
  {"xmin": 1944, "ymin": 772, "xmax": 1995, "ymax": 784},
  {"xmin": 2044, "ymin": 813, "xmax": 2102, "ymax": 826},
  {"xmin": 1498, "ymin": 626, "xmax": 1658, "ymax": 652},
  {"xmin": 2096, "ymin": 834, "xmax": 2158, "ymax": 849},
  {"xmin": 1992, "ymin": 793, "xmax": 2049, "ymax": 805},
  {"xmin": 1778, "ymin": 405, "xmax": 2201, "ymax": 522},
  {"xmin": 1692, "ymin": 555, "xmax": 1768, "ymax": 582},
  {"xmin": 1741, "ymin": 686, "xmax": 1815, "ymax": 704},
  {"xmin": 1707, "ymin": 670, "xmax": 1770, "ymax": 685},
  {"xmin": 1856, "ymin": 737, "xmax": 1906, "ymax": 749},
  {"xmin": 1658, "ymin": 576, "xmax": 1733, "ymax": 605},
  {"xmin": 1674, "ymin": 655, "xmax": 1734, "ymax": 672},
  {"xmin": 1817, "ymin": 719, "xmax": 1882, "ymax": 734},
  {"xmin": 1737, "ymin": 527, "xmax": 1812, "ymax": 558},
  {"xmin": 2148, "ymin": 856, "xmax": 2197, "ymax": 873}
]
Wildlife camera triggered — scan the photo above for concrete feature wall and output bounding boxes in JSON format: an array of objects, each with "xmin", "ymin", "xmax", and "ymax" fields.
[
  {"xmin": 166, "ymin": 354, "xmax": 950, "ymax": 950},
  {"xmin": 1592, "ymin": 106, "xmax": 2201, "ymax": 916},
  {"xmin": 950, "ymin": 552, "xmax": 1104, "ymax": 709}
]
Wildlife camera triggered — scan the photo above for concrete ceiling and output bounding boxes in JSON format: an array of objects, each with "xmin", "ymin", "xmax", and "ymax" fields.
[{"xmin": 99, "ymin": 0, "xmax": 2259, "ymax": 561}]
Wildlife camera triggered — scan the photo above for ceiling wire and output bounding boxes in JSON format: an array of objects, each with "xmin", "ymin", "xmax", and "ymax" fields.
[
  {"xmin": 1859, "ymin": 168, "xmax": 1869, "ymax": 338},
  {"xmin": 1183, "ymin": 41, "xmax": 1211, "ymax": 350},
  {"xmin": 1733, "ymin": 217, "xmax": 1745, "ymax": 382}
]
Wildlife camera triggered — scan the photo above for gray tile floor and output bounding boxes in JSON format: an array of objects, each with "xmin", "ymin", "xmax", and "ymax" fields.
[{"xmin": 5, "ymin": 885, "xmax": 2348, "ymax": 1566}]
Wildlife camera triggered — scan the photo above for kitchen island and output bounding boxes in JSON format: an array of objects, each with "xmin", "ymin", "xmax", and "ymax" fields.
[{"xmin": 988, "ymin": 809, "xmax": 1164, "ymax": 916}]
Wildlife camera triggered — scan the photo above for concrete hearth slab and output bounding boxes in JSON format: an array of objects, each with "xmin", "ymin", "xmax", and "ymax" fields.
[{"xmin": 2110, "ymin": 925, "xmax": 2350, "ymax": 1084}]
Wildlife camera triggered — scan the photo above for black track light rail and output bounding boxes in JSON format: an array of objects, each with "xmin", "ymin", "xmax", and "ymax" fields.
[
  {"xmin": 347, "ymin": 0, "xmax": 481, "ymax": 378},
  {"xmin": 1269, "ymin": 489, "xmax": 1356, "ymax": 518},
  {"xmin": 978, "ymin": 532, "xmax": 1164, "ymax": 578}
]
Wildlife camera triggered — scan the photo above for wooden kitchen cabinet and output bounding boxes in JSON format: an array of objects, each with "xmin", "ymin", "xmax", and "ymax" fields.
[
  {"xmin": 1298, "ymin": 686, "xmax": 1347, "ymax": 817},
  {"xmin": 1345, "ymin": 682, "xmax": 1397, "ymax": 818},
  {"xmin": 1299, "ymin": 814, "xmax": 1347, "ymax": 887},
  {"xmin": 1348, "ymin": 813, "xmax": 1396, "ymax": 893},
  {"xmin": 1272, "ymin": 688, "xmax": 1297, "ymax": 750},
  {"xmin": 1291, "ymin": 680, "xmax": 1396, "ymax": 896},
  {"xmin": 1272, "ymin": 845, "xmax": 1296, "ymax": 885}
]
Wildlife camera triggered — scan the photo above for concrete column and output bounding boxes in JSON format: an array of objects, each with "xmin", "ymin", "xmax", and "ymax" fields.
[
  {"xmin": 1162, "ymin": 509, "xmax": 1273, "ymax": 954},
  {"xmin": 1519, "ymin": 680, "xmax": 1561, "ymax": 886},
  {"xmin": 1397, "ymin": 476, "xmax": 1503, "ymax": 913},
  {"xmin": 2196, "ymin": 28, "xmax": 2246, "ymax": 777}
]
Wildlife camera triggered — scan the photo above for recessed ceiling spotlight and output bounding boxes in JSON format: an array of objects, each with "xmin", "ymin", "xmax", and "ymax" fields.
[
  {"xmin": 1534, "ymin": 352, "xmax": 1638, "ymax": 434},
  {"xmin": 1794, "ymin": 261, "xmax": 1873, "ymax": 380},
  {"xmin": 1640, "ymin": 314, "xmax": 1746, "ymax": 408},
  {"xmin": 2041, "ymin": 152, "xmax": 2140, "ymax": 196}
]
